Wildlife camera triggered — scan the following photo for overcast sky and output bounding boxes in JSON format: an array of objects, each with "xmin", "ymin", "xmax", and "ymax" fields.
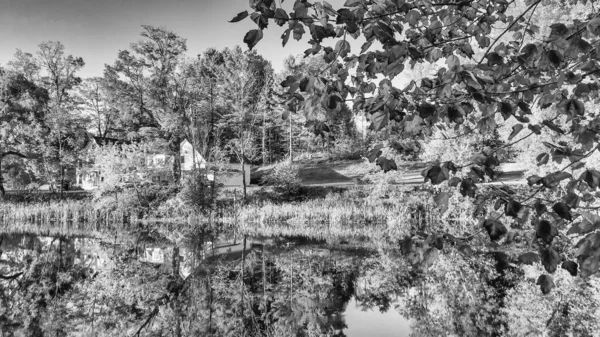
[{"xmin": 0, "ymin": 0, "xmax": 347, "ymax": 78}]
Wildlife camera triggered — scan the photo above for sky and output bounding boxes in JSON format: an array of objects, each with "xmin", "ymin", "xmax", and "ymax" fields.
[{"xmin": 0, "ymin": 0, "xmax": 347, "ymax": 78}]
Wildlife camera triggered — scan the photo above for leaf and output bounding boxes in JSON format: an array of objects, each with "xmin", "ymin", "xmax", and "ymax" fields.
[
  {"xmin": 366, "ymin": 147, "xmax": 382, "ymax": 163},
  {"xmin": 369, "ymin": 110, "xmax": 389, "ymax": 131},
  {"xmin": 537, "ymin": 274, "xmax": 555, "ymax": 295},
  {"xmin": 483, "ymin": 219, "xmax": 507, "ymax": 241},
  {"xmin": 580, "ymin": 169, "xmax": 600, "ymax": 189},
  {"xmin": 541, "ymin": 246, "xmax": 560, "ymax": 273},
  {"xmin": 542, "ymin": 120, "xmax": 564, "ymax": 134},
  {"xmin": 518, "ymin": 252, "xmax": 540, "ymax": 265},
  {"xmin": 376, "ymin": 157, "xmax": 397, "ymax": 172},
  {"xmin": 434, "ymin": 192, "xmax": 450, "ymax": 214},
  {"xmin": 423, "ymin": 165, "xmax": 449, "ymax": 185},
  {"xmin": 508, "ymin": 124, "xmax": 523, "ymax": 141},
  {"xmin": 542, "ymin": 171, "xmax": 572, "ymax": 189},
  {"xmin": 505, "ymin": 199, "xmax": 522, "ymax": 218},
  {"xmin": 460, "ymin": 178, "xmax": 477, "ymax": 198},
  {"xmin": 335, "ymin": 40, "xmax": 351, "ymax": 58},
  {"xmin": 562, "ymin": 191, "xmax": 580, "ymax": 208},
  {"xmin": 528, "ymin": 124, "xmax": 542, "ymax": 135},
  {"xmin": 527, "ymin": 175, "xmax": 542, "ymax": 186},
  {"xmin": 280, "ymin": 75, "xmax": 298, "ymax": 88},
  {"xmin": 274, "ymin": 8, "xmax": 289, "ymax": 26},
  {"xmin": 470, "ymin": 153, "xmax": 487, "ymax": 166},
  {"xmin": 281, "ymin": 29, "xmax": 291, "ymax": 47},
  {"xmin": 499, "ymin": 102, "xmax": 513, "ymax": 120},
  {"xmin": 448, "ymin": 177, "xmax": 462, "ymax": 187},
  {"xmin": 486, "ymin": 52, "xmax": 503, "ymax": 66},
  {"xmin": 548, "ymin": 50, "xmax": 562, "ymax": 67},
  {"xmin": 569, "ymin": 211, "xmax": 600, "ymax": 235},
  {"xmin": 230, "ymin": 11, "xmax": 249, "ymax": 22},
  {"xmin": 446, "ymin": 55, "xmax": 460, "ymax": 69},
  {"xmin": 562, "ymin": 99, "xmax": 585, "ymax": 117},
  {"xmin": 536, "ymin": 153, "xmax": 550, "ymax": 166},
  {"xmin": 534, "ymin": 199, "xmax": 547, "ymax": 215},
  {"xmin": 562, "ymin": 260, "xmax": 578, "ymax": 276},
  {"xmin": 550, "ymin": 23, "xmax": 569, "ymax": 37},
  {"xmin": 243, "ymin": 29, "xmax": 263, "ymax": 50},
  {"xmin": 553, "ymin": 202, "xmax": 572, "ymax": 221},
  {"xmin": 418, "ymin": 103, "xmax": 436, "ymax": 118},
  {"xmin": 537, "ymin": 220, "xmax": 559, "ymax": 244}
]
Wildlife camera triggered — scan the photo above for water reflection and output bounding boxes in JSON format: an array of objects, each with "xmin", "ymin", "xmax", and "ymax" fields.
[{"xmin": 1, "ymin": 229, "xmax": 599, "ymax": 336}]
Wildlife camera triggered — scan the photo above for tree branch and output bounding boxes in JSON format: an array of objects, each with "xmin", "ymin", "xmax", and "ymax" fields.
[
  {"xmin": 477, "ymin": 0, "xmax": 542, "ymax": 65},
  {"xmin": 1, "ymin": 151, "xmax": 27, "ymax": 159}
]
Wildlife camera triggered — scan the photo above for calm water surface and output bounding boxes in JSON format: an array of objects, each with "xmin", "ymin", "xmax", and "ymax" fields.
[{"xmin": 1, "ymin": 226, "xmax": 599, "ymax": 336}]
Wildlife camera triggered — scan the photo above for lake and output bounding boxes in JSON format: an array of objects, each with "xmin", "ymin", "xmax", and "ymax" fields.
[{"xmin": 1, "ymin": 225, "xmax": 599, "ymax": 336}]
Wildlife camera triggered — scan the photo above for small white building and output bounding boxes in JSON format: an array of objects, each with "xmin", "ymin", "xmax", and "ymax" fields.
[{"xmin": 75, "ymin": 137, "xmax": 251, "ymax": 190}]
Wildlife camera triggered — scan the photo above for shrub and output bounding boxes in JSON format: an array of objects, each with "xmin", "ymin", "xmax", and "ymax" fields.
[
  {"xmin": 176, "ymin": 170, "xmax": 217, "ymax": 210},
  {"xmin": 261, "ymin": 161, "xmax": 302, "ymax": 197}
]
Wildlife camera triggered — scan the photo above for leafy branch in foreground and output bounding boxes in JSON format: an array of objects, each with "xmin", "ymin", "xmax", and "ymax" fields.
[{"xmin": 232, "ymin": 0, "xmax": 600, "ymax": 291}]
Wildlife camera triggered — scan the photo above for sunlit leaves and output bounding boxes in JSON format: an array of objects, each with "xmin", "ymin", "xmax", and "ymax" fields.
[
  {"xmin": 575, "ymin": 232, "xmax": 600, "ymax": 278},
  {"xmin": 518, "ymin": 252, "xmax": 540, "ymax": 265},
  {"xmin": 508, "ymin": 124, "xmax": 523, "ymax": 141},
  {"xmin": 376, "ymin": 157, "xmax": 397, "ymax": 172},
  {"xmin": 552, "ymin": 202, "xmax": 572, "ymax": 221},
  {"xmin": 537, "ymin": 274, "xmax": 555, "ymax": 295},
  {"xmin": 483, "ymin": 219, "xmax": 507, "ymax": 241},
  {"xmin": 580, "ymin": 169, "xmax": 600, "ymax": 189},
  {"xmin": 460, "ymin": 178, "xmax": 477, "ymax": 198},
  {"xmin": 562, "ymin": 260, "xmax": 578, "ymax": 276},
  {"xmin": 537, "ymin": 220, "xmax": 558, "ymax": 244},
  {"xmin": 541, "ymin": 246, "xmax": 560, "ymax": 273},
  {"xmin": 505, "ymin": 199, "xmax": 522, "ymax": 218}
]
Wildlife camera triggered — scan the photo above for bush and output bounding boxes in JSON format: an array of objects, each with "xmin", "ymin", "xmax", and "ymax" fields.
[
  {"xmin": 261, "ymin": 161, "xmax": 302, "ymax": 197},
  {"xmin": 177, "ymin": 171, "xmax": 217, "ymax": 210}
]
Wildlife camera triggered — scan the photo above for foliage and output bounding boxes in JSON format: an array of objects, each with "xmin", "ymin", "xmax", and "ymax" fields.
[
  {"xmin": 91, "ymin": 140, "xmax": 173, "ymax": 208},
  {"xmin": 261, "ymin": 160, "xmax": 302, "ymax": 197},
  {"xmin": 233, "ymin": 0, "xmax": 600, "ymax": 288}
]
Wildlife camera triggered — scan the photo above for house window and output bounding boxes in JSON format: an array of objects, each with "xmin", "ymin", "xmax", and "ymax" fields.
[{"xmin": 180, "ymin": 155, "xmax": 185, "ymax": 163}]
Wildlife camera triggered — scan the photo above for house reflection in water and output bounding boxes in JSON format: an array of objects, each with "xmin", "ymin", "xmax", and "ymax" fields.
[{"xmin": 138, "ymin": 238, "xmax": 271, "ymax": 279}]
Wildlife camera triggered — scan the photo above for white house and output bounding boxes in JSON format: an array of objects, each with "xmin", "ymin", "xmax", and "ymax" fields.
[{"xmin": 75, "ymin": 137, "xmax": 251, "ymax": 190}]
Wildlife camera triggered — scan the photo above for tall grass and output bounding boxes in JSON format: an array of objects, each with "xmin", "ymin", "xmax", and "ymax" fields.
[
  {"xmin": 237, "ymin": 187, "xmax": 477, "ymax": 243},
  {"xmin": 0, "ymin": 201, "xmax": 144, "ymax": 236}
]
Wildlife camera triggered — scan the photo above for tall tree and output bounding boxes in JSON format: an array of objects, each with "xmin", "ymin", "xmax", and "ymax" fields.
[
  {"xmin": 217, "ymin": 47, "xmax": 273, "ymax": 199},
  {"xmin": 0, "ymin": 67, "xmax": 49, "ymax": 193},
  {"xmin": 36, "ymin": 41, "xmax": 86, "ymax": 194},
  {"xmin": 77, "ymin": 77, "xmax": 118, "ymax": 139},
  {"xmin": 105, "ymin": 25, "xmax": 190, "ymax": 182}
]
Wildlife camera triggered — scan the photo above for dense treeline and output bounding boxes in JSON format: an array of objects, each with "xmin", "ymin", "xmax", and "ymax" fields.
[{"xmin": 0, "ymin": 26, "xmax": 362, "ymax": 194}]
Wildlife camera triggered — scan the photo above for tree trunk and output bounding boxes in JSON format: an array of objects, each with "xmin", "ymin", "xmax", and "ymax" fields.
[
  {"xmin": 289, "ymin": 116, "xmax": 293, "ymax": 162},
  {"xmin": 262, "ymin": 109, "xmax": 266, "ymax": 165},
  {"xmin": 170, "ymin": 136, "xmax": 182, "ymax": 184},
  {"xmin": 240, "ymin": 147, "xmax": 247, "ymax": 201},
  {"xmin": 240, "ymin": 236, "xmax": 247, "ymax": 336}
]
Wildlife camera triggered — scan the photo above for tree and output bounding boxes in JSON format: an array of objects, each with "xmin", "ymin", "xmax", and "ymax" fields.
[
  {"xmin": 217, "ymin": 47, "xmax": 273, "ymax": 200},
  {"xmin": 77, "ymin": 77, "xmax": 119, "ymax": 139},
  {"xmin": 105, "ymin": 25, "xmax": 190, "ymax": 183},
  {"xmin": 36, "ymin": 41, "xmax": 86, "ymax": 195},
  {"xmin": 0, "ymin": 67, "xmax": 49, "ymax": 193},
  {"xmin": 233, "ymin": 0, "xmax": 600, "ymax": 287}
]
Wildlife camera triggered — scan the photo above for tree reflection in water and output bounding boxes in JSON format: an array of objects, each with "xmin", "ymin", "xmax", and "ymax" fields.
[{"xmin": 0, "ymin": 229, "xmax": 599, "ymax": 336}]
